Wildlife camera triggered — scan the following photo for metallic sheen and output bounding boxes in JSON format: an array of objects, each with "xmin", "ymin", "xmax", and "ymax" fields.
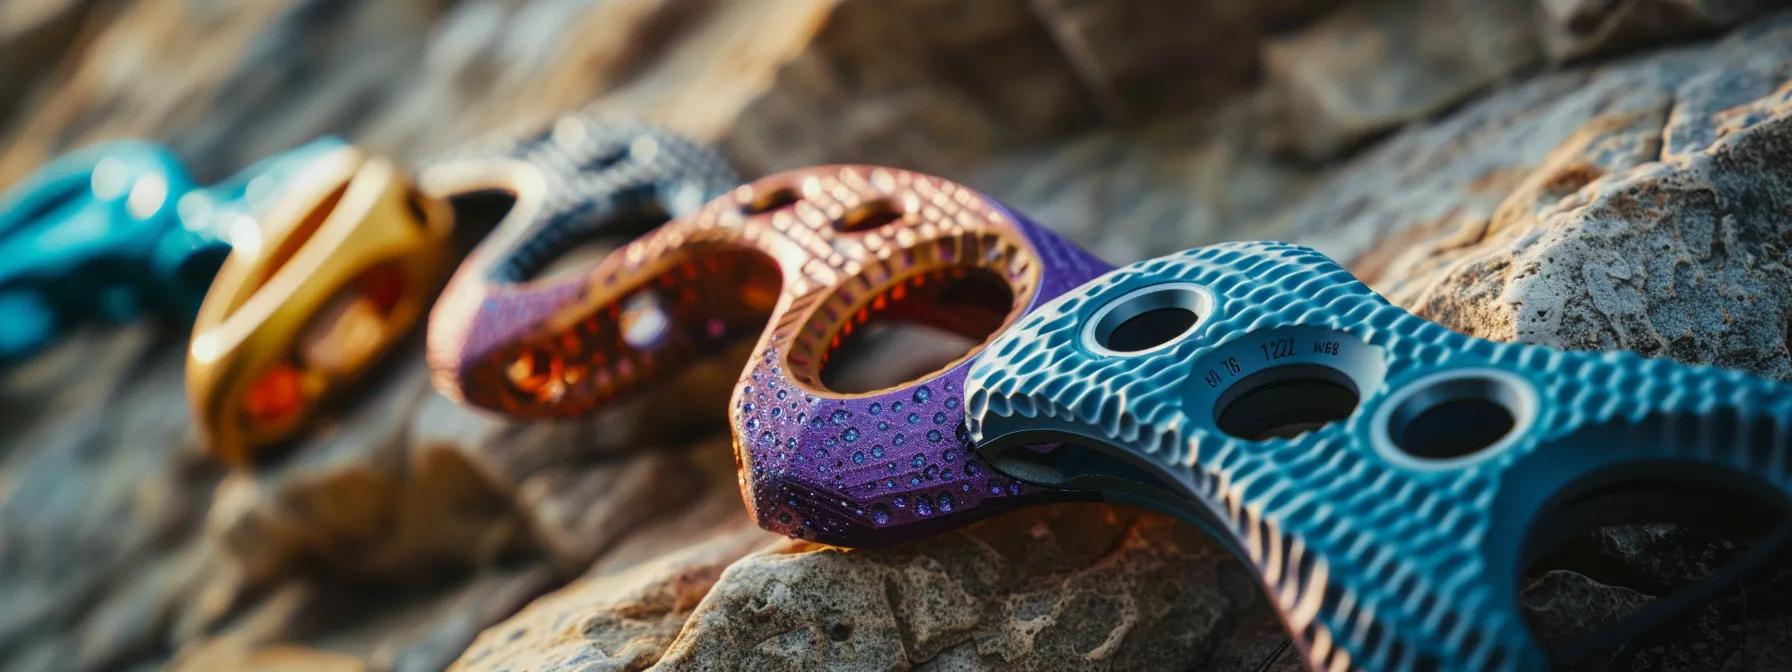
[
  {"xmin": 187, "ymin": 145, "xmax": 453, "ymax": 466},
  {"xmin": 0, "ymin": 142, "xmax": 192, "ymax": 365},
  {"xmin": 0, "ymin": 138, "xmax": 349, "ymax": 368},
  {"xmin": 428, "ymin": 162, "xmax": 1112, "ymax": 546},
  {"xmin": 423, "ymin": 115, "xmax": 739, "ymax": 408}
]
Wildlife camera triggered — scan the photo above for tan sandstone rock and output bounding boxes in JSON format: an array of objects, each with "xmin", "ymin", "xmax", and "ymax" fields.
[
  {"xmin": 1259, "ymin": 0, "xmax": 1543, "ymax": 161},
  {"xmin": 11, "ymin": 1, "xmax": 1792, "ymax": 671},
  {"xmin": 652, "ymin": 504, "xmax": 1279, "ymax": 671}
]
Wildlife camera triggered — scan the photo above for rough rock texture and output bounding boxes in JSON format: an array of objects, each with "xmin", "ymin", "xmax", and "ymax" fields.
[
  {"xmin": 719, "ymin": 0, "xmax": 1334, "ymax": 176},
  {"xmin": 656, "ymin": 505, "xmax": 1272, "ymax": 671},
  {"xmin": 0, "ymin": 0, "xmax": 1338, "ymax": 186},
  {"xmin": 451, "ymin": 500, "xmax": 773, "ymax": 672},
  {"xmin": 973, "ymin": 103, "xmax": 1316, "ymax": 262},
  {"xmin": 1255, "ymin": 0, "xmax": 1792, "ymax": 162},
  {"xmin": 0, "ymin": 0, "xmax": 836, "ymax": 186},
  {"xmin": 206, "ymin": 341, "xmax": 741, "ymax": 585},
  {"xmin": 1290, "ymin": 13, "xmax": 1792, "ymax": 380},
  {"xmin": 0, "ymin": 326, "xmax": 219, "ymax": 672},
  {"xmin": 1258, "ymin": 0, "xmax": 1543, "ymax": 161},
  {"xmin": 6, "ymin": 0, "xmax": 1792, "ymax": 671},
  {"xmin": 165, "ymin": 565, "xmax": 560, "ymax": 672},
  {"xmin": 1518, "ymin": 571, "xmax": 1655, "ymax": 670}
]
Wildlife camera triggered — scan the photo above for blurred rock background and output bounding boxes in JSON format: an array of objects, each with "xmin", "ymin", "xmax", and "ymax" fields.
[{"xmin": 6, "ymin": 0, "xmax": 1792, "ymax": 670}]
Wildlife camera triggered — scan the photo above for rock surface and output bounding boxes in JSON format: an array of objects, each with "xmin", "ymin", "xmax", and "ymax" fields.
[
  {"xmin": 657, "ymin": 505, "xmax": 1274, "ymax": 671},
  {"xmin": 718, "ymin": 0, "xmax": 1335, "ymax": 176},
  {"xmin": 1258, "ymin": 0, "xmax": 1542, "ymax": 161},
  {"xmin": 1538, "ymin": 0, "xmax": 1792, "ymax": 61},
  {"xmin": 5, "ymin": 0, "xmax": 1792, "ymax": 671},
  {"xmin": 973, "ymin": 103, "xmax": 1318, "ymax": 263}
]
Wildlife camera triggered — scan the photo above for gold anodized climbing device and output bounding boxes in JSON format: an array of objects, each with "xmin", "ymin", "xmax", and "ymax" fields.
[{"xmin": 186, "ymin": 145, "xmax": 453, "ymax": 466}]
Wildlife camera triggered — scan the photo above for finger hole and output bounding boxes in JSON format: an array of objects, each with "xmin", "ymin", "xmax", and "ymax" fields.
[
  {"xmin": 297, "ymin": 261, "xmax": 409, "ymax": 375},
  {"xmin": 1371, "ymin": 369, "xmax": 1537, "ymax": 469},
  {"xmin": 1085, "ymin": 284, "xmax": 1211, "ymax": 355},
  {"xmin": 491, "ymin": 246, "xmax": 782, "ymax": 413},
  {"xmin": 445, "ymin": 189, "xmax": 518, "ymax": 246},
  {"xmin": 256, "ymin": 183, "xmax": 349, "ymax": 288},
  {"xmin": 834, "ymin": 198, "xmax": 903, "ymax": 233},
  {"xmin": 816, "ymin": 264, "xmax": 1015, "ymax": 394},
  {"xmin": 1516, "ymin": 418, "xmax": 1792, "ymax": 667},
  {"xmin": 740, "ymin": 185, "xmax": 799, "ymax": 215},
  {"xmin": 1388, "ymin": 375, "xmax": 1522, "ymax": 460}
]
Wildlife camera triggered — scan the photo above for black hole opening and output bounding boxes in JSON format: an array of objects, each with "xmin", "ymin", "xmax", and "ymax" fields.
[
  {"xmin": 833, "ymin": 199, "xmax": 903, "ymax": 232},
  {"xmin": 742, "ymin": 186, "xmax": 799, "ymax": 215},
  {"xmin": 818, "ymin": 266, "xmax": 1013, "ymax": 394},
  {"xmin": 1387, "ymin": 375, "xmax": 1524, "ymax": 461},
  {"xmin": 1091, "ymin": 285, "xmax": 1206, "ymax": 353},
  {"xmin": 446, "ymin": 189, "xmax": 519, "ymax": 253},
  {"xmin": 1404, "ymin": 399, "xmax": 1513, "ymax": 459},
  {"xmin": 826, "ymin": 623, "xmax": 852, "ymax": 642},
  {"xmin": 1106, "ymin": 308, "xmax": 1198, "ymax": 353},
  {"xmin": 403, "ymin": 188, "xmax": 432, "ymax": 228},
  {"xmin": 584, "ymin": 146, "xmax": 629, "ymax": 172},
  {"xmin": 1214, "ymin": 364, "xmax": 1359, "ymax": 441},
  {"xmin": 1518, "ymin": 457, "xmax": 1792, "ymax": 668}
]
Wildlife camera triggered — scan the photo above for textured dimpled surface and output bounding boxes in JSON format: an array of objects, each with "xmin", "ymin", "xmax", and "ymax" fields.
[
  {"xmin": 966, "ymin": 241, "xmax": 1792, "ymax": 671},
  {"xmin": 433, "ymin": 153, "xmax": 1116, "ymax": 545},
  {"xmin": 722, "ymin": 169, "xmax": 1113, "ymax": 546},
  {"xmin": 424, "ymin": 115, "xmax": 741, "ymax": 411},
  {"xmin": 428, "ymin": 116, "xmax": 738, "ymax": 283}
]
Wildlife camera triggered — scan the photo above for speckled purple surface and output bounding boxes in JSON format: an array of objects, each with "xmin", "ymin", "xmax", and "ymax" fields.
[{"xmin": 734, "ymin": 204, "xmax": 1113, "ymax": 547}]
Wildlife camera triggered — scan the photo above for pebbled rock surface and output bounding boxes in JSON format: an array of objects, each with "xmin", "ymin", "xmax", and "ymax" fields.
[{"xmin": 6, "ymin": 1, "xmax": 1792, "ymax": 671}]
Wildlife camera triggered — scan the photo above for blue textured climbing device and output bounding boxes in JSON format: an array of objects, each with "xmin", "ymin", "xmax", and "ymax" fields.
[
  {"xmin": 0, "ymin": 137, "xmax": 345, "ymax": 366},
  {"xmin": 965, "ymin": 241, "xmax": 1792, "ymax": 671}
]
